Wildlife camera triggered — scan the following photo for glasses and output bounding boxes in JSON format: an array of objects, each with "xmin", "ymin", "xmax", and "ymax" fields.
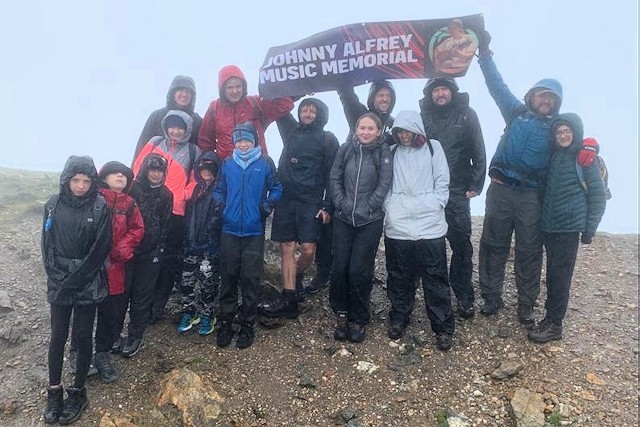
[{"xmin": 555, "ymin": 129, "xmax": 573, "ymax": 137}]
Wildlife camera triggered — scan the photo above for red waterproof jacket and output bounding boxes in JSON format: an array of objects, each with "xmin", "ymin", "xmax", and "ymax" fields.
[
  {"xmin": 100, "ymin": 188, "xmax": 145, "ymax": 295},
  {"xmin": 197, "ymin": 65, "xmax": 294, "ymax": 160}
]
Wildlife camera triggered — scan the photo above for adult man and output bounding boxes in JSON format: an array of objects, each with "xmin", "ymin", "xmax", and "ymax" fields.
[
  {"xmin": 261, "ymin": 98, "xmax": 339, "ymax": 318},
  {"xmin": 197, "ymin": 65, "xmax": 294, "ymax": 160},
  {"xmin": 419, "ymin": 77, "xmax": 486, "ymax": 319}
]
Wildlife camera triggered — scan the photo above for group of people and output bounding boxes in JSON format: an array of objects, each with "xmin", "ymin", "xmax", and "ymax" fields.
[{"xmin": 41, "ymin": 29, "xmax": 606, "ymax": 425}]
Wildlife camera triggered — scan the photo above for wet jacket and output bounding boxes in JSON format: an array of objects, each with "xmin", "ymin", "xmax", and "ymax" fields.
[
  {"xmin": 129, "ymin": 153, "xmax": 173, "ymax": 262},
  {"xmin": 198, "ymin": 65, "xmax": 294, "ymax": 160},
  {"xmin": 419, "ymin": 89, "xmax": 486, "ymax": 196},
  {"xmin": 133, "ymin": 75, "xmax": 202, "ymax": 163},
  {"xmin": 384, "ymin": 111, "xmax": 450, "ymax": 240},
  {"xmin": 213, "ymin": 151, "xmax": 282, "ymax": 237},
  {"xmin": 133, "ymin": 110, "xmax": 200, "ymax": 216},
  {"xmin": 330, "ymin": 135, "xmax": 393, "ymax": 228},
  {"xmin": 276, "ymin": 98, "xmax": 339, "ymax": 210},
  {"xmin": 41, "ymin": 156, "xmax": 112, "ymax": 306},
  {"xmin": 479, "ymin": 55, "xmax": 563, "ymax": 190},
  {"xmin": 541, "ymin": 113, "xmax": 606, "ymax": 238}
]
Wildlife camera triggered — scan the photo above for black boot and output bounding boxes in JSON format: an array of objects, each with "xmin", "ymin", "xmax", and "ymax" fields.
[
  {"xmin": 58, "ymin": 387, "xmax": 88, "ymax": 425},
  {"xmin": 94, "ymin": 352, "xmax": 118, "ymax": 383},
  {"xmin": 236, "ymin": 323, "xmax": 255, "ymax": 349},
  {"xmin": 306, "ymin": 273, "xmax": 329, "ymax": 295},
  {"xmin": 43, "ymin": 386, "xmax": 64, "ymax": 424},
  {"xmin": 295, "ymin": 273, "xmax": 306, "ymax": 302},
  {"xmin": 480, "ymin": 298, "xmax": 504, "ymax": 316},
  {"xmin": 528, "ymin": 319, "xmax": 563, "ymax": 343},
  {"xmin": 333, "ymin": 312, "xmax": 348, "ymax": 341},
  {"xmin": 216, "ymin": 320, "xmax": 234, "ymax": 348},
  {"xmin": 348, "ymin": 322, "xmax": 367, "ymax": 343},
  {"xmin": 261, "ymin": 290, "xmax": 299, "ymax": 319},
  {"xmin": 517, "ymin": 304, "xmax": 536, "ymax": 327}
]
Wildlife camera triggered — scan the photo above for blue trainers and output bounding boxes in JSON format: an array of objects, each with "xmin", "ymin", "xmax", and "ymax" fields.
[
  {"xmin": 198, "ymin": 316, "xmax": 216, "ymax": 336},
  {"xmin": 177, "ymin": 313, "xmax": 200, "ymax": 333}
]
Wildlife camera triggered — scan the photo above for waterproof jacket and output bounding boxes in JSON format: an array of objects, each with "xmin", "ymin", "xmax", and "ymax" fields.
[
  {"xmin": 133, "ymin": 110, "xmax": 200, "ymax": 216},
  {"xmin": 129, "ymin": 153, "xmax": 173, "ymax": 261},
  {"xmin": 41, "ymin": 156, "xmax": 112, "ymax": 306},
  {"xmin": 198, "ymin": 65, "xmax": 294, "ymax": 160},
  {"xmin": 184, "ymin": 151, "xmax": 221, "ymax": 255},
  {"xmin": 330, "ymin": 135, "xmax": 393, "ymax": 228},
  {"xmin": 384, "ymin": 111, "xmax": 450, "ymax": 240},
  {"xmin": 337, "ymin": 80, "xmax": 396, "ymax": 144},
  {"xmin": 541, "ymin": 113, "xmax": 606, "ymax": 238},
  {"xmin": 213, "ymin": 152, "xmax": 282, "ymax": 237},
  {"xmin": 276, "ymin": 98, "xmax": 339, "ymax": 210},
  {"xmin": 133, "ymin": 75, "xmax": 202, "ymax": 163},
  {"xmin": 419, "ymin": 90, "xmax": 486, "ymax": 196},
  {"xmin": 479, "ymin": 55, "xmax": 563, "ymax": 190}
]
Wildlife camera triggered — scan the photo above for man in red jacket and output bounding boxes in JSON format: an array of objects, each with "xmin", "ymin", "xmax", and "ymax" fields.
[{"xmin": 198, "ymin": 65, "xmax": 294, "ymax": 160}]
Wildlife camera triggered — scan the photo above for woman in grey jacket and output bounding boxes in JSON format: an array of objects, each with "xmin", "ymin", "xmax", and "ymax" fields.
[{"xmin": 329, "ymin": 113, "xmax": 393, "ymax": 343}]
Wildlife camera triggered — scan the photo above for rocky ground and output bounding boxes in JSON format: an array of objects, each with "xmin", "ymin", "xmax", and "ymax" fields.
[{"xmin": 0, "ymin": 207, "xmax": 637, "ymax": 427}]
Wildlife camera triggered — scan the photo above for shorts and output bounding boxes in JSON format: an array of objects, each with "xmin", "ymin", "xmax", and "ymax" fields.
[{"xmin": 271, "ymin": 198, "xmax": 320, "ymax": 243}]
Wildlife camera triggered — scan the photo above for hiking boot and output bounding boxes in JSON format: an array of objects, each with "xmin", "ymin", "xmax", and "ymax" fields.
[
  {"xmin": 198, "ymin": 316, "xmax": 216, "ymax": 336},
  {"xmin": 260, "ymin": 291, "xmax": 299, "ymax": 319},
  {"xmin": 43, "ymin": 386, "xmax": 64, "ymax": 424},
  {"xmin": 480, "ymin": 298, "xmax": 504, "ymax": 316},
  {"xmin": 528, "ymin": 319, "xmax": 563, "ymax": 343},
  {"xmin": 348, "ymin": 323, "xmax": 367, "ymax": 343},
  {"xmin": 436, "ymin": 333, "xmax": 453, "ymax": 351},
  {"xmin": 110, "ymin": 335, "xmax": 124, "ymax": 354},
  {"xmin": 334, "ymin": 312, "xmax": 349, "ymax": 341},
  {"xmin": 216, "ymin": 321, "xmax": 234, "ymax": 348},
  {"xmin": 388, "ymin": 323, "xmax": 406, "ymax": 340},
  {"xmin": 93, "ymin": 352, "xmax": 118, "ymax": 383},
  {"xmin": 517, "ymin": 305, "xmax": 536, "ymax": 326},
  {"xmin": 236, "ymin": 323, "xmax": 255, "ymax": 349},
  {"xmin": 58, "ymin": 387, "xmax": 88, "ymax": 425},
  {"xmin": 457, "ymin": 304, "xmax": 475, "ymax": 319},
  {"xmin": 121, "ymin": 337, "xmax": 144, "ymax": 358},
  {"xmin": 306, "ymin": 274, "xmax": 329, "ymax": 295},
  {"xmin": 295, "ymin": 273, "xmax": 306, "ymax": 302},
  {"xmin": 177, "ymin": 313, "xmax": 200, "ymax": 333}
]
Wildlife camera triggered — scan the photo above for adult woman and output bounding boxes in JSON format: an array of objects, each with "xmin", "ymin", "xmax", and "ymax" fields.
[{"xmin": 329, "ymin": 113, "xmax": 393, "ymax": 343}]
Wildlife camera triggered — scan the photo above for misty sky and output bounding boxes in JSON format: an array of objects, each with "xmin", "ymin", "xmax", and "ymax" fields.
[{"xmin": 1, "ymin": 0, "xmax": 637, "ymax": 233}]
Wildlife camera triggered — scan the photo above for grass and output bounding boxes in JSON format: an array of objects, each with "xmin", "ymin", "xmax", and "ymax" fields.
[
  {"xmin": 434, "ymin": 409, "xmax": 449, "ymax": 427},
  {"xmin": 548, "ymin": 410, "xmax": 562, "ymax": 426},
  {"xmin": 0, "ymin": 166, "xmax": 59, "ymax": 223}
]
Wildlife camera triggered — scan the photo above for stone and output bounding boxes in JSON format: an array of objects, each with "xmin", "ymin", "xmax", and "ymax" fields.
[
  {"xmin": 0, "ymin": 290, "xmax": 12, "ymax": 315},
  {"xmin": 509, "ymin": 387, "xmax": 546, "ymax": 427},
  {"xmin": 491, "ymin": 360, "xmax": 524, "ymax": 379}
]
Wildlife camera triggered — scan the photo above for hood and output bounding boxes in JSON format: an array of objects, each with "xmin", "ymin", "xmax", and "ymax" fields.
[
  {"xmin": 218, "ymin": 65, "xmax": 247, "ymax": 102},
  {"xmin": 194, "ymin": 151, "xmax": 220, "ymax": 184},
  {"xmin": 59, "ymin": 155, "xmax": 100, "ymax": 205},
  {"xmin": 98, "ymin": 161, "xmax": 134, "ymax": 192},
  {"xmin": 298, "ymin": 98, "xmax": 329, "ymax": 129},
  {"xmin": 551, "ymin": 112, "xmax": 584, "ymax": 153},
  {"xmin": 161, "ymin": 110, "xmax": 193, "ymax": 144},
  {"xmin": 366, "ymin": 80, "xmax": 396, "ymax": 115},
  {"xmin": 136, "ymin": 153, "xmax": 168, "ymax": 188},
  {"xmin": 166, "ymin": 75, "xmax": 196, "ymax": 113},
  {"xmin": 391, "ymin": 110, "xmax": 427, "ymax": 146},
  {"xmin": 524, "ymin": 78, "xmax": 563, "ymax": 116},
  {"xmin": 422, "ymin": 77, "xmax": 459, "ymax": 97}
]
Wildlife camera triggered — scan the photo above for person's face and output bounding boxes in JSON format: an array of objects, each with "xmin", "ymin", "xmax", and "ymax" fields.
[
  {"xmin": 147, "ymin": 168, "xmax": 165, "ymax": 186},
  {"xmin": 104, "ymin": 173, "xmax": 128, "ymax": 193},
  {"xmin": 373, "ymin": 88, "xmax": 392, "ymax": 113},
  {"xmin": 432, "ymin": 86, "xmax": 453, "ymax": 106},
  {"xmin": 356, "ymin": 117, "xmax": 381, "ymax": 144},
  {"xmin": 199, "ymin": 169, "xmax": 214, "ymax": 183},
  {"xmin": 173, "ymin": 88, "xmax": 193, "ymax": 107},
  {"xmin": 167, "ymin": 126, "xmax": 186, "ymax": 141},
  {"xmin": 532, "ymin": 90, "xmax": 558, "ymax": 116},
  {"xmin": 69, "ymin": 173, "xmax": 92, "ymax": 197},
  {"xmin": 224, "ymin": 77, "xmax": 244, "ymax": 104},
  {"xmin": 396, "ymin": 129, "xmax": 416, "ymax": 146},
  {"xmin": 554, "ymin": 124, "xmax": 573, "ymax": 148},
  {"xmin": 299, "ymin": 104, "xmax": 317, "ymax": 125},
  {"xmin": 235, "ymin": 139, "xmax": 254, "ymax": 153}
]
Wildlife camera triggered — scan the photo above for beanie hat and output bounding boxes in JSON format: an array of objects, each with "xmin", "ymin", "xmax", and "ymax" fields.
[
  {"xmin": 164, "ymin": 114, "xmax": 187, "ymax": 130},
  {"xmin": 424, "ymin": 77, "xmax": 459, "ymax": 96},
  {"xmin": 232, "ymin": 122, "xmax": 257, "ymax": 147},
  {"xmin": 99, "ymin": 161, "xmax": 134, "ymax": 190}
]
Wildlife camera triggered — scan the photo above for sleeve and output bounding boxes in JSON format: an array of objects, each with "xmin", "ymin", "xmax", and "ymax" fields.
[
  {"xmin": 132, "ymin": 111, "xmax": 158, "ymax": 165},
  {"xmin": 329, "ymin": 144, "xmax": 347, "ymax": 211},
  {"xmin": 197, "ymin": 102, "xmax": 217, "ymax": 153},
  {"xmin": 159, "ymin": 189, "xmax": 173, "ymax": 246},
  {"xmin": 466, "ymin": 108, "xmax": 487, "ymax": 194},
  {"xmin": 212, "ymin": 163, "xmax": 227, "ymax": 207},
  {"xmin": 276, "ymin": 112, "xmax": 298, "ymax": 143},
  {"xmin": 431, "ymin": 140, "xmax": 451, "ymax": 208},
  {"xmin": 337, "ymin": 86, "xmax": 367, "ymax": 131},
  {"xmin": 583, "ymin": 163, "xmax": 607, "ymax": 238},
  {"xmin": 264, "ymin": 156, "xmax": 283, "ymax": 208},
  {"xmin": 41, "ymin": 198, "xmax": 68, "ymax": 285},
  {"xmin": 259, "ymin": 96, "xmax": 295, "ymax": 125},
  {"xmin": 367, "ymin": 143, "xmax": 394, "ymax": 212},
  {"xmin": 478, "ymin": 55, "xmax": 526, "ymax": 123},
  {"xmin": 322, "ymin": 132, "xmax": 340, "ymax": 212},
  {"xmin": 111, "ymin": 204, "xmax": 145, "ymax": 263}
]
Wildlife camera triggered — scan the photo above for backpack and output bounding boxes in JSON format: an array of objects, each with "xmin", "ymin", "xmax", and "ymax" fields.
[{"xmin": 575, "ymin": 156, "xmax": 612, "ymax": 200}]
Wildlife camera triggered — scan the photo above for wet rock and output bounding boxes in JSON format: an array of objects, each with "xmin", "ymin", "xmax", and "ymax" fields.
[
  {"xmin": 298, "ymin": 375, "xmax": 316, "ymax": 389},
  {"xmin": 509, "ymin": 387, "xmax": 546, "ymax": 427},
  {"xmin": 336, "ymin": 408, "xmax": 360, "ymax": 423},
  {"xmin": 447, "ymin": 412, "xmax": 471, "ymax": 427},
  {"xmin": 491, "ymin": 360, "xmax": 524, "ymax": 379},
  {"xmin": 99, "ymin": 414, "xmax": 139, "ymax": 427},
  {"xmin": 0, "ymin": 324, "xmax": 24, "ymax": 345},
  {"xmin": 0, "ymin": 290, "xmax": 12, "ymax": 315},
  {"xmin": 355, "ymin": 361, "xmax": 378, "ymax": 374},
  {"xmin": 388, "ymin": 352, "xmax": 422, "ymax": 371}
]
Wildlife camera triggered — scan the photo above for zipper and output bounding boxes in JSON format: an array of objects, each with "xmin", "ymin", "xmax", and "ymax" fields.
[{"xmin": 352, "ymin": 144, "xmax": 363, "ymax": 227}]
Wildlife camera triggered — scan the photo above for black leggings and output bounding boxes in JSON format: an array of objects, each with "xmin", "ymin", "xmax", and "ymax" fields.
[{"xmin": 48, "ymin": 303, "xmax": 96, "ymax": 388}]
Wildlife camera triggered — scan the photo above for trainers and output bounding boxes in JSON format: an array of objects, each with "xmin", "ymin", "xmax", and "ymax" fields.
[
  {"xmin": 93, "ymin": 352, "xmax": 118, "ymax": 383},
  {"xmin": 121, "ymin": 337, "xmax": 144, "ymax": 358},
  {"xmin": 388, "ymin": 323, "xmax": 406, "ymax": 340},
  {"xmin": 348, "ymin": 323, "xmax": 367, "ymax": 343},
  {"xmin": 436, "ymin": 333, "xmax": 453, "ymax": 351},
  {"xmin": 199, "ymin": 316, "xmax": 216, "ymax": 336},
  {"xmin": 43, "ymin": 386, "xmax": 64, "ymax": 424},
  {"xmin": 177, "ymin": 313, "xmax": 200, "ymax": 333},
  {"xmin": 528, "ymin": 319, "xmax": 563, "ymax": 343},
  {"xmin": 110, "ymin": 335, "xmax": 124, "ymax": 354},
  {"xmin": 517, "ymin": 305, "xmax": 536, "ymax": 326},
  {"xmin": 457, "ymin": 304, "xmax": 475, "ymax": 319},
  {"xmin": 216, "ymin": 321, "xmax": 234, "ymax": 348},
  {"xmin": 334, "ymin": 312, "xmax": 349, "ymax": 341},
  {"xmin": 236, "ymin": 324, "xmax": 255, "ymax": 349},
  {"xmin": 260, "ymin": 291, "xmax": 299, "ymax": 319},
  {"xmin": 480, "ymin": 298, "xmax": 504, "ymax": 316},
  {"xmin": 306, "ymin": 275, "xmax": 329, "ymax": 295},
  {"xmin": 58, "ymin": 387, "xmax": 88, "ymax": 425}
]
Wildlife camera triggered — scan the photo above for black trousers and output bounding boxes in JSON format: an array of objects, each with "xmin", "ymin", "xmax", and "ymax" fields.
[
  {"xmin": 218, "ymin": 233, "xmax": 264, "ymax": 324},
  {"xmin": 543, "ymin": 232, "xmax": 579, "ymax": 323},
  {"xmin": 71, "ymin": 293, "xmax": 127, "ymax": 354},
  {"xmin": 152, "ymin": 214, "xmax": 186, "ymax": 318},
  {"xmin": 314, "ymin": 221, "xmax": 333, "ymax": 281},
  {"xmin": 49, "ymin": 303, "xmax": 96, "ymax": 388},
  {"xmin": 385, "ymin": 236, "xmax": 454, "ymax": 335},
  {"xmin": 478, "ymin": 183, "xmax": 542, "ymax": 308},
  {"xmin": 329, "ymin": 219, "xmax": 383, "ymax": 326},
  {"xmin": 118, "ymin": 259, "xmax": 160, "ymax": 340},
  {"xmin": 445, "ymin": 193, "xmax": 475, "ymax": 307}
]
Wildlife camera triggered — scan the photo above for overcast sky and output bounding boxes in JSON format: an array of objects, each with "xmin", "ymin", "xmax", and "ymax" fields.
[{"xmin": 1, "ymin": 0, "xmax": 637, "ymax": 233}]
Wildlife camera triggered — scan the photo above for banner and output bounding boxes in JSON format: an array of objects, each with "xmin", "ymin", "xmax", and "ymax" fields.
[{"xmin": 259, "ymin": 14, "xmax": 484, "ymax": 98}]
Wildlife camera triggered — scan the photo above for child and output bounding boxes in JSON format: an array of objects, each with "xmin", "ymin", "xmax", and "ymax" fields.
[
  {"xmin": 177, "ymin": 152, "xmax": 222, "ymax": 336},
  {"xmin": 213, "ymin": 122, "xmax": 282, "ymax": 349},
  {"xmin": 528, "ymin": 113, "xmax": 606, "ymax": 343},
  {"xmin": 118, "ymin": 153, "xmax": 173, "ymax": 357},
  {"xmin": 42, "ymin": 155, "xmax": 112, "ymax": 425}
]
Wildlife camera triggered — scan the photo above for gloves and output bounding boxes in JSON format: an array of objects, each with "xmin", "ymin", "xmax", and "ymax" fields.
[
  {"xmin": 581, "ymin": 233, "xmax": 593, "ymax": 244},
  {"xmin": 477, "ymin": 29, "xmax": 492, "ymax": 56},
  {"xmin": 577, "ymin": 137, "xmax": 599, "ymax": 167}
]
